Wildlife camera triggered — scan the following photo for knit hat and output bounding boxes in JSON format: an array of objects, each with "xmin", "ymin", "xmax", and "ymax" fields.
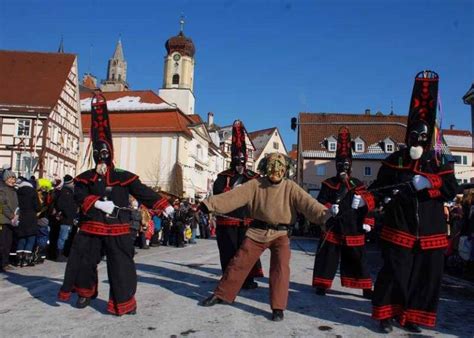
[
  {"xmin": 3, "ymin": 170, "xmax": 16, "ymax": 182},
  {"xmin": 63, "ymin": 174, "xmax": 74, "ymax": 185}
]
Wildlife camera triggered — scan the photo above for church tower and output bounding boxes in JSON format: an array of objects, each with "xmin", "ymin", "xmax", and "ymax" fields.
[
  {"xmin": 158, "ymin": 17, "xmax": 196, "ymax": 115},
  {"xmin": 101, "ymin": 38, "xmax": 129, "ymax": 92}
]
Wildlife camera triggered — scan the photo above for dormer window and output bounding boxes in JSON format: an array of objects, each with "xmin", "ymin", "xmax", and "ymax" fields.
[
  {"xmin": 386, "ymin": 143, "xmax": 394, "ymax": 152},
  {"xmin": 328, "ymin": 142, "xmax": 337, "ymax": 151},
  {"xmin": 353, "ymin": 137, "xmax": 365, "ymax": 152}
]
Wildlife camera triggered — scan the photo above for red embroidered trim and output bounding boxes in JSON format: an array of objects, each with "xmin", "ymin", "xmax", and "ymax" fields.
[
  {"xmin": 80, "ymin": 222, "xmax": 130, "ymax": 236},
  {"xmin": 345, "ymin": 234, "xmax": 366, "ymax": 247},
  {"xmin": 58, "ymin": 290, "xmax": 71, "ymax": 301},
  {"xmin": 244, "ymin": 218, "xmax": 253, "ymax": 226},
  {"xmin": 359, "ymin": 192, "xmax": 375, "ymax": 211},
  {"xmin": 152, "ymin": 198, "xmax": 169, "ymax": 212},
  {"xmin": 107, "ymin": 296, "xmax": 137, "ymax": 315},
  {"xmin": 427, "ymin": 189, "xmax": 441, "ymax": 198},
  {"xmin": 324, "ymin": 202, "xmax": 332, "ymax": 209},
  {"xmin": 372, "ymin": 304, "xmax": 403, "ymax": 320},
  {"xmin": 216, "ymin": 217, "xmax": 241, "ymax": 227},
  {"xmin": 323, "ymin": 231, "xmax": 342, "ymax": 245},
  {"xmin": 75, "ymin": 173, "xmax": 99, "ymax": 184},
  {"xmin": 82, "ymin": 195, "xmax": 101, "ymax": 213},
  {"xmin": 105, "ymin": 171, "xmax": 139, "ymax": 186},
  {"xmin": 424, "ymin": 174, "xmax": 442, "ymax": 189},
  {"xmin": 341, "ymin": 277, "xmax": 372, "ymax": 289},
  {"xmin": 399, "ymin": 309, "xmax": 437, "ymax": 327},
  {"xmin": 75, "ymin": 285, "xmax": 96, "ymax": 298},
  {"xmin": 313, "ymin": 277, "xmax": 332, "ymax": 288},
  {"xmin": 364, "ymin": 217, "xmax": 375, "ymax": 226},
  {"xmin": 380, "ymin": 227, "xmax": 416, "ymax": 248},
  {"xmin": 419, "ymin": 234, "xmax": 448, "ymax": 249}
]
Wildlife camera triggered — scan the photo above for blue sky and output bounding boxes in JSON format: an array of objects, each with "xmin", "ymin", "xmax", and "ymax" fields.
[{"xmin": 0, "ymin": 0, "xmax": 472, "ymax": 149}]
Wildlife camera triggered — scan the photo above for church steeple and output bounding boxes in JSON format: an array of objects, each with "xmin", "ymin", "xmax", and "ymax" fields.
[
  {"xmin": 159, "ymin": 17, "xmax": 196, "ymax": 115},
  {"xmin": 101, "ymin": 38, "xmax": 128, "ymax": 92}
]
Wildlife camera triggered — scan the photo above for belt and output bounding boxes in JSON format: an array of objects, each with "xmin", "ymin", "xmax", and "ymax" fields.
[{"xmin": 250, "ymin": 220, "xmax": 289, "ymax": 231}]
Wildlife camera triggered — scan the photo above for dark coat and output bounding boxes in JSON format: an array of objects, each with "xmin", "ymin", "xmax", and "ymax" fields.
[
  {"xmin": 16, "ymin": 181, "xmax": 40, "ymax": 238},
  {"xmin": 55, "ymin": 185, "xmax": 78, "ymax": 226}
]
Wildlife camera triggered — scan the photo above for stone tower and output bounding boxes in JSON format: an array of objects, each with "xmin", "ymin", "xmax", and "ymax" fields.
[
  {"xmin": 101, "ymin": 38, "xmax": 129, "ymax": 92},
  {"xmin": 158, "ymin": 17, "xmax": 196, "ymax": 115}
]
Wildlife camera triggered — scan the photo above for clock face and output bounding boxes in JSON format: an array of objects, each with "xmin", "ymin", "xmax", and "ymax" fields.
[{"xmin": 173, "ymin": 54, "xmax": 181, "ymax": 61}]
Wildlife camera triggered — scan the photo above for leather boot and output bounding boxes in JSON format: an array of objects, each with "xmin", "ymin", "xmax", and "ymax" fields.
[
  {"xmin": 200, "ymin": 294, "xmax": 223, "ymax": 307},
  {"xmin": 76, "ymin": 296, "xmax": 91, "ymax": 309},
  {"xmin": 25, "ymin": 253, "xmax": 35, "ymax": 266},
  {"xmin": 404, "ymin": 322, "xmax": 422, "ymax": 333},
  {"xmin": 379, "ymin": 319, "xmax": 393, "ymax": 333},
  {"xmin": 18, "ymin": 252, "xmax": 26, "ymax": 268},
  {"xmin": 272, "ymin": 309, "xmax": 284, "ymax": 321}
]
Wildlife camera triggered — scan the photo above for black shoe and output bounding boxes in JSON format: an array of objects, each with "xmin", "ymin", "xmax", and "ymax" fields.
[
  {"xmin": 200, "ymin": 294, "xmax": 223, "ymax": 307},
  {"xmin": 404, "ymin": 322, "xmax": 422, "ymax": 333},
  {"xmin": 379, "ymin": 319, "xmax": 393, "ymax": 333},
  {"xmin": 242, "ymin": 281, "xmax": 258, "ymax": 290},
  {"xmin": 362, "ymin": 289, "xmax": 373, "ymax": 299},
  {"xmin": 315, "ymin": 287, "xmax": 326, "ymax": 296},
  {"xmin": 272, "ymin": 310, "xmax": 284, "ymax": 322},
  {"xmin": 76, "ymin": 297, "xmax": 91, "ymax": 309}
]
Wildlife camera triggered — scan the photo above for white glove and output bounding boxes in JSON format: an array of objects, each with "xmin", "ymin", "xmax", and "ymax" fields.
[
  {"xmin": 163, "ymin": 205, "xmax": 175, "ymax": 218},
  {"xmin": 330, "ymin": 204, "xmax": 339, "ymax": 217},
  {"xmin": 362, "ymin": 224, "xmax": 372, "ymax": 232},
  {"xmin": 351, "ymin": 195, "xmax": 366, "ymax": 209},
  {"xmin": 412, "ymin": 175, "xmax": 432, "ymax": 191},
  {"xmin": 383, "ymin": 197, "xmax": 392, "ymax": 204},
  {"xmin": 94, "ymin": 200, "xmax": 116, "ymax": 214}
]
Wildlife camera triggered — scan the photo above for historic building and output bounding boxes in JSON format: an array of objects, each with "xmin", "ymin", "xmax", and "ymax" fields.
[
  {"xmin": 249, "ymin": 127, "xmax": 288, "ymax": 170},
  {"xmin": 0, "ymin": 50, "xmax": 81, "ymax": 179},
  {"xmin": 100, "ymin": 39, "xmax": 129, "ymax": 92},
  {"xmin": 296, "ymin": 111, "xmax": 408, "ymax": 197},
  {"xmin": 442, "ymin": 128, "xmax": 473, "ymax": 184}
]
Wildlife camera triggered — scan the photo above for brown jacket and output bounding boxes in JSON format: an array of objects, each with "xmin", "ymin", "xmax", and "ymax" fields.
[{"xmin": 203, "ymin": 177, "xmax": 328, "ymax": 226}]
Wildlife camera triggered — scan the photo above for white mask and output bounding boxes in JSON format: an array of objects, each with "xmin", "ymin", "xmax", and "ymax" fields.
[{"xmin": 409, "ymin": 146, "xmax": 423, "ymax": 160}]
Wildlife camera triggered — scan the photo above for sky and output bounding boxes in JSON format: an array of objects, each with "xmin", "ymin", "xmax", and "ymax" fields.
[{"xmin": 0, "ymin": 0, "xmax": 473, "ymax": 149}]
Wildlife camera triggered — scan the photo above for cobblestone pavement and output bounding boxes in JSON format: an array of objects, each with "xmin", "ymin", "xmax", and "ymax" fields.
[{"xmin": 1, "ymin": 238, "xmax": 473, "ymax": 337}]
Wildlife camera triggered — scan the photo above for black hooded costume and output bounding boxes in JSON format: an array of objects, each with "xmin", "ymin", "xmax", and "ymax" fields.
[
  {"xmin": 312, "ymin": 127, "xmax": 374, "ymax": 293},
  {"xmin": 368, "ymin": 71, "xmax": 457, "ymax": 329},
  {"xmin": 213, "ymin": 120, "xmax": 264, "ymax": 288},
  {"xmin": 58, "ymin": 93, "xmax": 171, "ymax": 315}
]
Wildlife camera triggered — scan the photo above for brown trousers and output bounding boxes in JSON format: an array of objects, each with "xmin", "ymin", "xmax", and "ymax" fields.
[{"xmin": 214, "ymin": 235, "xmax": 291, "ymax": 310}]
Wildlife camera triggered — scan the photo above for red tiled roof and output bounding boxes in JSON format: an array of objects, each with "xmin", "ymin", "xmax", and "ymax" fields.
[
  {"xmin": 442, "ymin": 129, "xmax": 472, "ymax": 137},
  {"xmin": 81, "ymin": 111, "xmax": 193, "ymax": 137},
  {"xmin": 188, "ymin": 114, "xmax": 203, "ymax": 124},
  {"xmin": 0, "ymin": 50, "xmax": 76, "ymax": 113},
  {"xmin": 80, "ymin": 90, "xmax": 166, "ymax": 104},
  {"xmin": 300, "ymin": 113, "xmax": 408, "ymax": 151},
  {"xmin": 288, "ymin": 149, "xmax": 298, "ymax": 160}
]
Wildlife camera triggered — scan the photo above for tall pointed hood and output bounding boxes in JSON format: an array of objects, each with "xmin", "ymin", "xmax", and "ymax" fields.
[
  {"xmin": 90, "ymin": 93, "xmax": 114, "ymax": 164},
  {"xmin": 230, "ymin": 120, "xmax": 248, "ymax": 168}
]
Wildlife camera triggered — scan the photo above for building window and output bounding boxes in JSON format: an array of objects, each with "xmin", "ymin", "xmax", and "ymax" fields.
[
  {"xmin": 16, "ymin": 119, "xmax": 31, "ymax": 138},
  {"xmin": 273, "ymin": 142, "xmax": 279, "ymax": 150},
  {"xmin": 328, "ymin": 142, "xmax": 336, "ymax": 152},
  {"xmin": 355, "ymin": 142, "xmax": 364, "ymax": 152},
  {"xmin": 15, "ymin": 152, "xmax": 37, "ymax": 177},
  {"xmin": 316, "ymin": 164, "xmax": 326, "ymax": 176},
  {"xmin": 118, "ymin": 74, "xmax": 122, "ymax": 81},
  {"xmin": 364, "ymin": 166, "xmax": 372, "ymax": 176},
  {"xmin": 385, "ymin": 143, "xmax": 394, "ymax": 153},
  {"xmin": 172, "ymin": 74, "xmax": 180, "ymax": 85},
  {"xmin": 453, "ymin": 155, "xmax": 468, "ymax": 165}
]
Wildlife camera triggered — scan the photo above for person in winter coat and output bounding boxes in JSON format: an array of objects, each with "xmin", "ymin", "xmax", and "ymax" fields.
[
  {"xmin": 15, "ymin": 177, "xmax": 40, "ymax": 267},
  {"xmin": 54, "ymin": 175, "xmax": 78, "ymax": 262},
  {"xmin": 0, "ymin": 170, "xmax": 18, "ymax": 271}
]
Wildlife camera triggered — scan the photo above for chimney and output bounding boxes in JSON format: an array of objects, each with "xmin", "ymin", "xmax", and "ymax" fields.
[
  {"xmin": 450, "ymin": 124, "xmax": 455, "ymax": 130},
  {"xmin": 82, "ymin": 73, "xmax": 97, "ymax": 89},
  {"xmin": 365, "ymin": 108, "xmax": 371, "ymax": 115},
  {"xmin": 208, "ymin": 112, "xmax": 214, "ymax": 126}
]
